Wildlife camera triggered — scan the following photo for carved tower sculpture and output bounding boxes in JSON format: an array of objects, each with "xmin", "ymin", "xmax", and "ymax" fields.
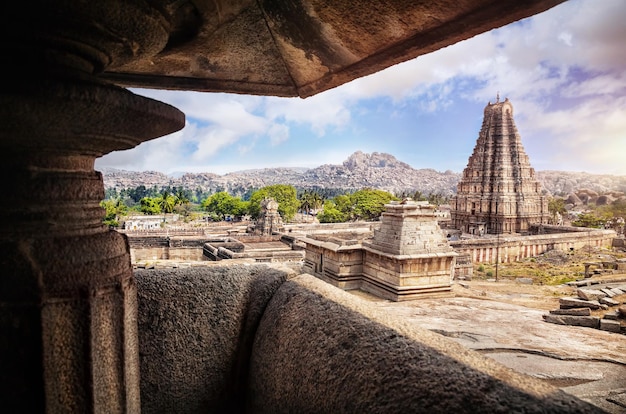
[{"xmin": 451, "ymin": 97, "xmax": 549, "ymax": 235}]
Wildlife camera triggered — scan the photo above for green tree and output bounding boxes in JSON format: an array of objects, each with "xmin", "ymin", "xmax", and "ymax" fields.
[
  {"xmin": 412, "ymin": 190, "xmax": 427, "ymax": 201},
  {"xmin": 427, "ymin": 192, "xmax": 448, "ymax": 206},
  {"xmin": 349, "ymin": 189, "xmax": 397, "ymax": 221},
  {"xmin": 333, "ymin": 194, "xmax": 353, "ymax": 215},
  {"xmin": 548, "ymin": 197, "xmax": 567, "ymax": 224},
  {"xmin": 317, "ymin": 200, "xmax": 348, "ymax": 223},
  {"xmin": 158, "ymin": 190, "xmax": 177, "ymax": 214},
  {"xmin": 248, "ymin": 184, "xmax": 299, "ymax": 221},
  {"xmin": 572, "ymin": 212, "xmax": 609, "ymax": 228},
  {"xmin": 139, "ymin": 197, "xmax": 161, "ymax": 215},
  {"xmin": 202, "ymin": 191, "xmax": 248, "ymax": 220},
  {"xmin": 597, "ymin": 198, "xmax": 626, "ymax": 219},
  {"xmin": 174, "ymin": 189, "xmax": 190, "ymax": 205},
  {"xmin": 298, "ymin": 190, "xmax": 325, "ymax": 215},
  {"xmin": 100, "ymin": 198, "xmax": 127, "ymax": 227},
  {"xmin": 128, "ymin": 185, "xmax": 150, "ymax": 202}
]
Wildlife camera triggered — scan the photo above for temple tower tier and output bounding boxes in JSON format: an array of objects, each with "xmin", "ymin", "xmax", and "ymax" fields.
[{"xmin": 451, "ymin": 98, "xmax": 549, "ymax": 235}]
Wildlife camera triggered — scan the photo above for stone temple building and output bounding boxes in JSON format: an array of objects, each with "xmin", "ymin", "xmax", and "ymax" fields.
[
  {"xmin": 451, "ymin": 97, "xmax": 549, "ymax": 235},
  {"xmin": 303, "ymin": 201, "xmax": 458, "ymax": 301}
]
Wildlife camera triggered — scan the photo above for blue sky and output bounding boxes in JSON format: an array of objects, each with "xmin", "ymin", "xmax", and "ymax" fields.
[{"xmin": 97, "ymin": 0, "xmax": 626, "ymax": 176}]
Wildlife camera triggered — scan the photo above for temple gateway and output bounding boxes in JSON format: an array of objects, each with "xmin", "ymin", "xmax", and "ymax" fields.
[{"xmin": 451, "ymin": 97, "xmax": 549, "ymax": 235}]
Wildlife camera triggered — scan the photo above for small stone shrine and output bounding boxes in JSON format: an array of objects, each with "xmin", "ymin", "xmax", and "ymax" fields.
[
  {"xmin": 251, "ymin": 197, "xmax": 285, "ymax": 235},
  {"xmin": 303, "ymin": 200, "xmax": 457, "ymax": 301},
  {"xmin": 361, "ymin": 200, "xmax": 458, "ymax": 300}
]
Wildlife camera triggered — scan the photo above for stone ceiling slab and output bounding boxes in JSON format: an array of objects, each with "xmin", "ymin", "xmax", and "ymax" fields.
[{"xmin": 102, "ymin": 0, "xmax": 567, "ymax": 97}]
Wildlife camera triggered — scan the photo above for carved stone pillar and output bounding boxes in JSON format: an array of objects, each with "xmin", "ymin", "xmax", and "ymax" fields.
[{"xmin": 0, "ymin": 1, "xmax": 184, "ymax": 411}]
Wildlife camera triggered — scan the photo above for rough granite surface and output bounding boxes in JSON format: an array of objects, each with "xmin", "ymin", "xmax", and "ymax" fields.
[
  {"xmin": 247, "ymin": 274, "xmax": 604, "ymax": 413},
  {"xmin": 135, "ymin": 265, "xmax": 289, "ymax": 413}
]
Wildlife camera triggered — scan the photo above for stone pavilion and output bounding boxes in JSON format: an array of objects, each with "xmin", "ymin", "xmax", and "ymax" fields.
[
  {"xmin": 451, "ymin": 97, "xmax": 549, "ymax": 235},
  {"xmin": 303, "ymin": 201, "xmax": 458, "ymax": 301}
]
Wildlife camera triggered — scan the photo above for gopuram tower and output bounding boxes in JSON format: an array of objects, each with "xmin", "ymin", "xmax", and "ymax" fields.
[{"xmin": 451, "ymin": 97, "xmax": 549, "ymax": 235}]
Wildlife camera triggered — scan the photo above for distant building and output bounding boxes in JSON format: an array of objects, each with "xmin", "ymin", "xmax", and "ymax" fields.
[
  {"xmin": 451, "ymin": 97, "xmax": 549, "ymax": 235},
  {"xmin": 123, "ymin": 214, "xmax": 178, "ymax": 230}
]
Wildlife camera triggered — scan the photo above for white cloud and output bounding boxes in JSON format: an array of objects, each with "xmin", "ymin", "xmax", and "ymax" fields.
[
  {"xmin": 264, "ymin": 91, "xmax": 351, "ymax": 136},
  {"xmin": 562, "ymin": 72, "xmax": 626, "ymax": 98}
]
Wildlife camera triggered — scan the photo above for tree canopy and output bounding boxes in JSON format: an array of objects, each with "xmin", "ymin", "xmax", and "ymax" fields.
[
  {"xmin": 100, "ymin": 198, "xmax": 127, "ymax": 227},
  {"xmin": 202, "ymin": 191, "xmax": 248, "ymax": 220},
  {"xmin": 317, "ymin": 188, "xmax": 397, "ymax": 222},
  {"xmin": 317, "ymin": 200, "xmax": 348, "ymax": 223},
  {"xmin": 139, "ymin": 197, "xmax": 161, "ymax": 215},
  {"xmin": 248, "ymin": 184, "xmax": 299, "ymax": 221},
  {"xmin": 349, "ymin": 189, "xmax": 398, "ymax": 221}
]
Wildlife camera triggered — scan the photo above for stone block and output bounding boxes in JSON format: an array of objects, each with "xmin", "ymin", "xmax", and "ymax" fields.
[
  {"xmin": 599, "ymin": 319, "xmax": 621, "ymax": 333},
  {"xmin": 559, "ymin": 297, "xmax": 602, "ymax": 310},
  {"xmin": 603, "ymin": 311, "xmax": 619, "ymax": 320},
  {"xmin": 549, "ymin": 308, "xmax": 591, "ymax": 316},
  {"xmin": 610, "ymin": 288, "xmax": 625, "ymax": 296},
  {"xmin": 516, "ymin": 277, "xmax": 533, "ymax": 285},
  {"xmin": 599, "ymin": 297, "xmax": 620, "ymax": 307},
  {"xmin": 542, "ymin": 314, "xmax": 600, "ymax": 328},
  {"xmin": 576, "ymin": 288, "xmax": 606, "ymax": 301},
  {"xmin": 600, "ymin": 288, "xmax": 616, "ymax": 298},
  {"xmin": 619, "ymin": 305, "xmax": 626, "ymax": 318}
]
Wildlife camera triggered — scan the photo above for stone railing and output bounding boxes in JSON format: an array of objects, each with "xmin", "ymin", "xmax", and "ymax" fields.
[{"xmin": 135, "ymin": 266, "xmax": 601, "ymax": 413}]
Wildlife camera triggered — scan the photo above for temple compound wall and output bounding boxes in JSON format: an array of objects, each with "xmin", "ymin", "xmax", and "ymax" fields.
[
  {"xmin": 451, "ymin": 226, "xmax": 616, "ymax": 264},
  {"xmin": 451, "ymin": 98, "xmax": 549, "ymax": 235},
  {"xmin": 303, "ymin": 201, "xmax": 457, "ymax": 301}
]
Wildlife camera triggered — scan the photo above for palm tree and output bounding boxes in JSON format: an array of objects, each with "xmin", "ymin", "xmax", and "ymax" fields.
[
  {"xmin": 175, "ymin": 189, "xmax": 190, "ymax": 206},
  {"xmin": 310, "ymin": 192, "xmax": 324, "ymax": 214},
  {"xmin": 158, "ymin": 190, "xmax": 176, "ymax": 214}
]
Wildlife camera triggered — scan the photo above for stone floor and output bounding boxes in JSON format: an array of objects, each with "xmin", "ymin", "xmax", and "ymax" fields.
[{"xmin": 350, "ymin": 281, "xmax": 626, "ymax": 413}]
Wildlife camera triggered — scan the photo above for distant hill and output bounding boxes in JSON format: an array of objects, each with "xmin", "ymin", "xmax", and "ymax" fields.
[{"xmin": 101, "ymin": 151, "xmax": 626, "ymax": 198}]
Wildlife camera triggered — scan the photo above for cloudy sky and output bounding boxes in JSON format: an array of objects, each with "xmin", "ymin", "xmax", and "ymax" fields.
[{"xmin": 97, "ymin": 0, "xmax": 626, "ymax": 176}]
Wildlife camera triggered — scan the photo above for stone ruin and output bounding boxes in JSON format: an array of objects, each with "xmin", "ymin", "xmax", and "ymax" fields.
[
  {"xmin": 249, "ymin": 197, "xmax": 285, "ymax": 236},
  {"xmin": 302, "ymin": 200, "xmax": 458, "ymax": 301},
  {"xmin": 543, "ymin": 277, "xmax": 626, "ymax": 335}
]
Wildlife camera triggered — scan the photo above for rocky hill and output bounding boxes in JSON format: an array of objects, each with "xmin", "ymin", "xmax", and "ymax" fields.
[
  {"xmin": 101, "ymin": 151, "xmax": 626, "ymax": 198},
  {"xmin": 536, "ymin": 170, "xmax": 626, "ymax": 195}
]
